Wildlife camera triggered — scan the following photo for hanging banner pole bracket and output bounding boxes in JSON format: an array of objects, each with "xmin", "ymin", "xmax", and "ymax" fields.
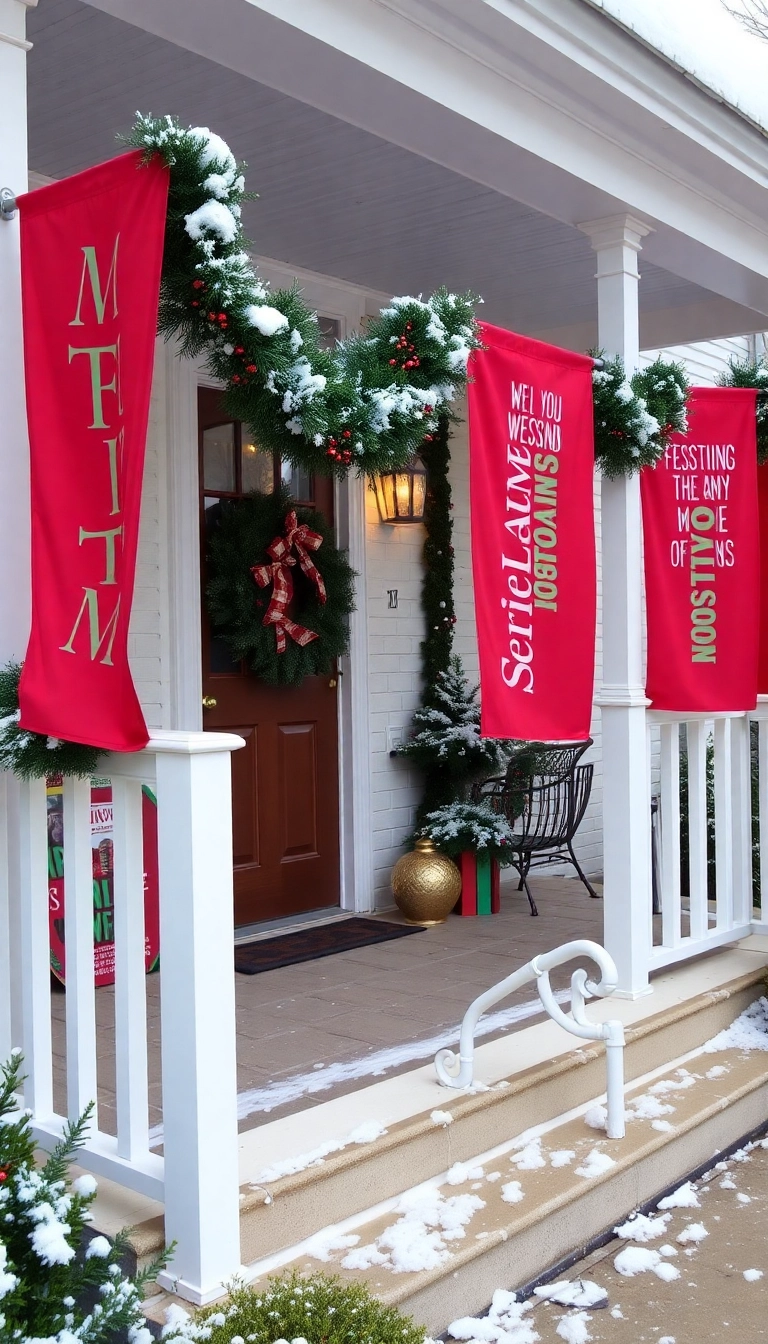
[{"xmin": 0, "ymin": 189, "xmax": 17, "ymax": 221}]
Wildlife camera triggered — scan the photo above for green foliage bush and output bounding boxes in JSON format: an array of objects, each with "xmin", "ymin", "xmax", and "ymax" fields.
[{"xmin": 162, "ymin": 1271, "xmax": 428, "ymax": 1344}]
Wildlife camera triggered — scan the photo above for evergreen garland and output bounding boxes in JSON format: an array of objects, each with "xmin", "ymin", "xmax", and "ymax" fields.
[
  {"xmin": 0, "ymin": 663, "xmax": 101, "ymax": 780},
  {"xmin": 419, "ymin": 417, "xmax": 456, "ymax": 685},
  {"xmin": 206, "ymin": 486, "xmax": 356, "ymax": 686},
  {"xmin": 717, "ymin": 355, "xmax": 768, "ymax": 462},
  {"xmin": 127, "ymin": 115, "xmax": 482, "ymax": 478},
  {"xmin": 591, "ymin": 351, "xmax": 689, "ymax": 477},
  {"xmin": 396, "ymin": 420, "xmax": 507, "ymax": 826}
]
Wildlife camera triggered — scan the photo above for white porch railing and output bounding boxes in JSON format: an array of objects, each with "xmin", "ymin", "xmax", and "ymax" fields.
[
  {"xmin": 645, "ymin": 709, "xmax": 762, "ymax": 974},
  {"xmin": 0, "ymin": 730, "xmax": 244, "ymax": 1306}
]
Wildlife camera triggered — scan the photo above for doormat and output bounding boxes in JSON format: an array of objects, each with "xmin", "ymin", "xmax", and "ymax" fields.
[{"xmin": 234, "ymin": 917, "xmax": 425, "ymax": 974}]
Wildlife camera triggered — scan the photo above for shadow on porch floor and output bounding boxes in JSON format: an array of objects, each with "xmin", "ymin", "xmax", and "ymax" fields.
[{"xmin": 50, "ymin": 875, "xmax": 604, "ymax": 1139}]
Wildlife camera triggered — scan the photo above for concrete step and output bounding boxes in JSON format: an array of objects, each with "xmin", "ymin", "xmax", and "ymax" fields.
[
  {"xmin": 88, "ymin": 943, "xmax": 768, "ymax": 1312},
  {"xmin": 231, "ymin": 962, "xmax": 768, "ymax": 1267},
  {"xmin": 255, "ymin": 1020, "xmax": 768, "ymax": 1334}
]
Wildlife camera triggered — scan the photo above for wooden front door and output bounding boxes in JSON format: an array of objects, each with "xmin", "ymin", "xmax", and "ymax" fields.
[{"xmin": 198, "ymin": 388, "xmax": 341, "ymax": 928}]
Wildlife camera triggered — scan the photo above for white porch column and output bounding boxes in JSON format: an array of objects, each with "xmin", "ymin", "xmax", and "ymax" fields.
[
  {"xmin": 580, "ymin": 215, "xmax": 653, "ymax": 998},
  {"xmin": 0, "ymin": 0, "xmax": 34, "ymax": 661},
  {"xmin": 0, "ymin": 0, "xmax": 35, "ymax": 1062}
]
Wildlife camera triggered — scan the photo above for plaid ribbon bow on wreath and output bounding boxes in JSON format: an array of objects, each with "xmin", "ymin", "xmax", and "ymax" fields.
[{"xmin": 251, "ymin": 509, "xmax": 327, "ymax": 653}]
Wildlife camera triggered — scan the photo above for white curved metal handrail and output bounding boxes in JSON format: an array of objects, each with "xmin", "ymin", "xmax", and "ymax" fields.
[{"xmin": 434, "ymin": 939, "xmax": 625, "ymax": 1138}]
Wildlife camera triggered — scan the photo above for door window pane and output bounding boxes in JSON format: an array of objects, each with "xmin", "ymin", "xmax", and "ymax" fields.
[
  {"xmin": 203, "ymin": 423, "xmax": 236, "ymax": 492},
  {"xmin": 242, "ymin": 441, "xmax": 275, "ymax": 494},
  {"xmin": 281, "ymin": 459, "xmax": 313, "ymax": 504}
]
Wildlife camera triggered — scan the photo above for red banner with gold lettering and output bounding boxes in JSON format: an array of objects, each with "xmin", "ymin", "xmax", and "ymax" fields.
[
  {"xmin": 468, "ymin": 324, "xmax": 597, "ymax": 741},
  {"xmin": 641, "ymin": 386, "xmax": 759, "ymax": 713},
  {"xmin": 17, "ymin": 151, "xmax": 168, "ymax": 751}
]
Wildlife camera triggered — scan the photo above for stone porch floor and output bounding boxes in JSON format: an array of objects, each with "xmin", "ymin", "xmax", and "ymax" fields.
[{"xmin": 50, "ymin": 874, "xmax": 604, "ymax": 1139}]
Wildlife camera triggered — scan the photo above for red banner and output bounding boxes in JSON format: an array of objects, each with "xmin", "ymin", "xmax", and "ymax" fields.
[
  {"xmin": 642, "ymin": 387, "xmax": 759, "ymax": 713},
  {"xmin": 18, "ymin": 151, "xmax": 169, "ymax": 751},
  {"xmin": 758, "ymin": 463, "xmax": 768, "ymax": 694},
  {"xmin": 468, "ymin": 324, "xmax": 597, "ymax": 741}
]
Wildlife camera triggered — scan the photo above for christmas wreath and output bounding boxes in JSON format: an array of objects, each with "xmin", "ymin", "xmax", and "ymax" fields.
[
  {"xmin": 0, "ymin": 662, "xmax": 101, "ymax": 779},
  {"xmin": 206, "ymin": 487, "xmax": 356, "ymax": 686}
]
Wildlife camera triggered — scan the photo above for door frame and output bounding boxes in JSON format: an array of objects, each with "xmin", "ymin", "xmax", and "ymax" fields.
[{"xmin": 160, "ymin": 265, "xmax": 375, "ymax": 914}]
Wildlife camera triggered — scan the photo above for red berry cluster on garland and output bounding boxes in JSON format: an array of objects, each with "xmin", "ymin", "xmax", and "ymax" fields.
[
  {"xmin": 326, "ymin": 428, "xmax": 354, "ymax": 465},
  {"xmin": 387, "ymin": 320, "xmax": 421, "ymax": 372},
  {"xmin": 230, "ymin": 345, "xmax": 258, "ymax": 387}
]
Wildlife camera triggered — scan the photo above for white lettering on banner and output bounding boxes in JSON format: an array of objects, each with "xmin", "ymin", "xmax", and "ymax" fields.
[
  {"xmin": 663, "ymin": 441, "xmax": 738, "ymax": 664},
  {"xmin": 500, "ymin": 382, "xmax": 563, "ymax": 694}
]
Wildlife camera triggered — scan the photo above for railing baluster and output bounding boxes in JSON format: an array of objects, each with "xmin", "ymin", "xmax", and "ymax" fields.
[
  {"xmin": 687, "ymin": 720, "xmax": 709, "ymax": 942},
  {"xmin": 112, "ymin": 775, "xmax": 149, "ymax": 1160},
  {"xmin": 714, "ymin": 718, "xmax": 733, "ymax": 930},
  {"xmin": 731, "ymin": 715, "xmax": 753, "ymax": 926},
  {"xmin": 19, "ymin": 777, "xmax": 53, "ymax": 1117},
  {"xmin": 63, "ymin": 776, "xmax": 98, "ymax": 1126},
  {"xmin": 0, "ymin": 774, "xmax": 12, "ymax": 1061},
  {"xmin": 659, "ymin": 722, "xmax": 681, "ymax": 947}
]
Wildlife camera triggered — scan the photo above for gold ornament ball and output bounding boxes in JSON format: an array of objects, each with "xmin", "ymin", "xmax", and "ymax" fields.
[{"xmin": 391, "ymin": 837, "xmax": 461, "ymax": 925}]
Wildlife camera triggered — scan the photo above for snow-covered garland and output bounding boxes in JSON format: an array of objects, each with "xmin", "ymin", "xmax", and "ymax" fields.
[
  {"xmin": 591, "ymin": 353, "xmax": 690, "ymax": 478},
  {"xmin": 0, "ymin": 662, "xmax": 100, "ymax": 780},
  {"xmin": 130, "ymin": 115, "xmax": 692, "ymax": 480},
  {"xmin": 128, "ymin": 114, "xmax": 482, "ymax": 477}
]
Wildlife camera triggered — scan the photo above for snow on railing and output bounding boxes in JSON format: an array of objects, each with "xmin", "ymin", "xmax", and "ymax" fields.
[
  {"xmin": 0, "ymin": 730, "xmax": 245, "ymax": 1305},
  {"xmin": 434, "ymin": 939, "xmax": 625, "ymax": 1139}
]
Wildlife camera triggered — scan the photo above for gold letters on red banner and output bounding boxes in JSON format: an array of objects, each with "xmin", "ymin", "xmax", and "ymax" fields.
[{"xmin": 18, "ymin": 151, "xmax": 169, "ymax": 751}]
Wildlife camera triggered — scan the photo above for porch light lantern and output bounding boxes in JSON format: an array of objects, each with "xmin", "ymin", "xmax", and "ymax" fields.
[{"xmin": 372, "ymin": 454, "xmax": 427, "ymax": 524}]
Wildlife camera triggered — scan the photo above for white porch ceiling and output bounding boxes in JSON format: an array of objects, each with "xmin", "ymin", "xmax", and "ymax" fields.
[{"xmin": 25, "ymin": 0, "xmax": 767, "ymax": 347}]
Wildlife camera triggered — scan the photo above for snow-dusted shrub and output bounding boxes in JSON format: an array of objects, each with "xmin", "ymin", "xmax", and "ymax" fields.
[
  {"xmin": 0, "ymin": 1050, "xmax": 165, "ymax": 1343},
  {"xmin": 161, "ymin": 1271, "xmax": 427, "ymax": 1344}
]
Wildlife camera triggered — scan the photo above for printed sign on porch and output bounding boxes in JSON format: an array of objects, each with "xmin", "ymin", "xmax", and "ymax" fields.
[
  {"xmin": 17, "ymin": 150, "xmax": 169, "ymax": 752},
  {"xmin": 47, "ymin": 776, "xmax": 160, "ymax": 987},
  {"xmin": 468, "ymin": 324, "xmax": 597, "ymax": 741},
  {"xmin": 641, "ymin": 386, "xmax": 759, "ymax": 712}
]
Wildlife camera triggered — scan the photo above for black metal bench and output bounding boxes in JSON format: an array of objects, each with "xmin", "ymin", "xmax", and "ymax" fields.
[{"xmin": 472, "ymin": 740, "xmax": 598, "ymax": 915}]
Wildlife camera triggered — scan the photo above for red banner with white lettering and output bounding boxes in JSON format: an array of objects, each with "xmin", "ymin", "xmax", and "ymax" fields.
[
  {"xmin": 468, "ymin": 324, "xmax": 597, "ymax": 741},
  {"xmin": 758, "ymin": 463, "xmax": 768, "ymax": 694},
  {"xmin": 641, "ymin": 386, "xmax": 759, "ymax": 713},
  {"xmin": 18, "ymin": 151, "xmax": 169, "ymax": 751}
]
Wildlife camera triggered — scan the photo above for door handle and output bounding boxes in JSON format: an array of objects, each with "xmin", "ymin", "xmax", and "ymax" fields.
[
  {"xmin": 328, "ymin": 679, "xmax": 337, "ymax": 689},
  {"xmin": 202, "ymin": 696, "xmax": 217, "ymax": 709}
]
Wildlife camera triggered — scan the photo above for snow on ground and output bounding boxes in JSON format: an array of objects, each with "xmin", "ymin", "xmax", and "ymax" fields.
[
  {"xmin": 703, "ymin": 995, "xmax": 768, "ymax": 1054},
  {"xmin": 658, "ymin": 1181, "xmax": 700, "ymax": 1209},
  {"xmin": 449, "ymin": 1289, "xmax": 539, "ymax": 1344},
  {"xmin": 253, "ymin": 1119, "xmax": 388, "ymax": 1182},
  {"xmin": 575, "ymin": 1148, "xmax": 616, "ymax": 1179},
  {"xmin": 455, "ymin": 1139, "xmax": 766, "ymax": 1341},
  {"xmin": 533, "ymin": 1281, "xmax": 608, "ymax": 1308},
  {"xmin": 613, "ymin": 1212, "xmax": 670, "ymax": 1242},
  {"xmin": 332, "ymin": 1184, "xmax": 487, "ymax": 1274}
]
